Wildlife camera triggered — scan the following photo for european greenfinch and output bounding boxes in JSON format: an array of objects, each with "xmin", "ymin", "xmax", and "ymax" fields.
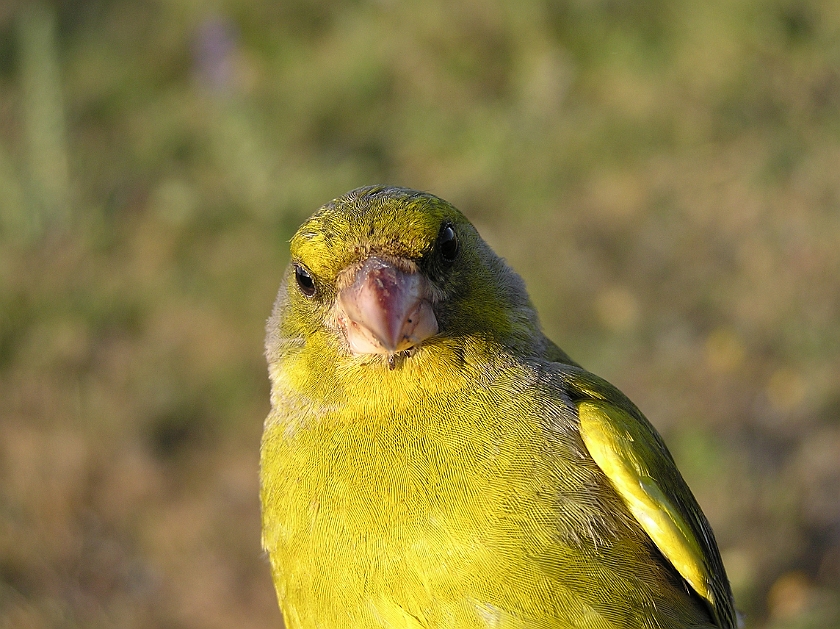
[{"xmin": 261, "ymin": 186, "xmax": 736, "ymax": 629}]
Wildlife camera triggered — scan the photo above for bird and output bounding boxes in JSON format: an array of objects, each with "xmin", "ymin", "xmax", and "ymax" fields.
[{"xmin": 260, "ymin": 185, "xmax": 736, "ymax": 629}]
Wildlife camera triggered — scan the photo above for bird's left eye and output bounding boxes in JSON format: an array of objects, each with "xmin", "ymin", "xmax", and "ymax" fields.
[
  {"xmin": 438, "ymin": 223, "xmax": 459, "ymax": 262},
  {"xmin": 294, "ymin": 264, "xmax": 317, "ymax": 297}
]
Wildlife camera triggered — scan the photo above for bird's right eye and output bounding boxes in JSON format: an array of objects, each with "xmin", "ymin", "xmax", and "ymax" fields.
[{"xmin": 294, "ymin": 264, "xmax": 317, "ymax": 297}]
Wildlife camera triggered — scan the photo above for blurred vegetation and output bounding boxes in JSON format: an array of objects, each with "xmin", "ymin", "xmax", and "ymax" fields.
[{"xmin": 0, "ymin": 0, "xmax": 839, "ymax": 627}]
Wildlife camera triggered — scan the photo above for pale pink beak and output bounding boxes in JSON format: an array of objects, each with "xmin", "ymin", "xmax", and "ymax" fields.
[{"xmin": 337, "ymin": 257, "xmax": 438, "ymax": 355}]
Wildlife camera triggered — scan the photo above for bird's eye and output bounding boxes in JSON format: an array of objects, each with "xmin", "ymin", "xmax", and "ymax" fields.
[
  {"xmin": 294, "ymin": 264, "xmax": 316, "ymax": 297},
  {"xmin": 438, "ymin": 223, "xmax": 459, "ymax": 262}
]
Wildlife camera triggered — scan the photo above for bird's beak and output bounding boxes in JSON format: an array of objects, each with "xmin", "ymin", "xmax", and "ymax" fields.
[{"xmin": 337, "ymin": 257, "xmax": 438, "ymax": 355}]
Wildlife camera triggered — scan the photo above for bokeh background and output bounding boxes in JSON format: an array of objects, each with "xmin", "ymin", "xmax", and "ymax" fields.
[{"xmin": 1, "ymin": 1, "xmax": 839, "ymax": 627}]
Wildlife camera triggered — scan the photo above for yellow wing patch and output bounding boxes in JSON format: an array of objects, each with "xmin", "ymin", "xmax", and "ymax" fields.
[{"xmin": 577, "ymin": 400, "xmax": 711, "ymax": 605}]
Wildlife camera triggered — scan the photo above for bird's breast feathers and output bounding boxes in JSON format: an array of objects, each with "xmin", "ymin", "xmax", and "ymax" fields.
[{"xmin": 261, "ymin": 352, "xmax": 707, "ymax": 629}]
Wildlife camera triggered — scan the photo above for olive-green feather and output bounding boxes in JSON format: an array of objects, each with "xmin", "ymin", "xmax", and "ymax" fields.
[{"xmin": 565, "ymin": 370, "xmax": 736, "ymax": 629}]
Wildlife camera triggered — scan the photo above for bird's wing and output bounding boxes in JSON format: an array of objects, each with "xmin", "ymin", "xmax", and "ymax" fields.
[{"xmin": 564, "ymin": 369, "xmax": 737, "ymax": 629}]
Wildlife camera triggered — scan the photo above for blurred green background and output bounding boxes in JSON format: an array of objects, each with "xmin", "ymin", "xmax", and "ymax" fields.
[{"xmin": 1, "ymin": 0, "xmax": 839, "ymax": 627}]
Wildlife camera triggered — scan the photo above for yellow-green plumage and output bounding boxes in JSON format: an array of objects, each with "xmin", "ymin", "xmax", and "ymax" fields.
[{"xmin": 261, "ymin": 186, "xmax": 736, "ymax": 629}]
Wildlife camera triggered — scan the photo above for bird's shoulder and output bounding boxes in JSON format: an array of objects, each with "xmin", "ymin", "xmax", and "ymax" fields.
[{"xmin": 536, "ymin": 359, "xmax": 737, "ymax": 629}]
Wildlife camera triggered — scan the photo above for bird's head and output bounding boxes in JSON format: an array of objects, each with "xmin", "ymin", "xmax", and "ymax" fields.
[{"xmin": 267, "ymin": 186, "xmax": 554, "ymax": 373}]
